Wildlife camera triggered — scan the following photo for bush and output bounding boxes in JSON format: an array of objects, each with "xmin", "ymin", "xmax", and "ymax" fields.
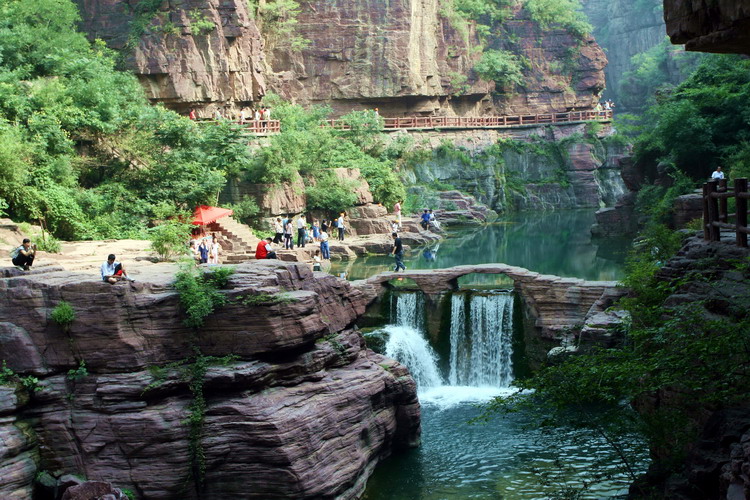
[
  {"xmin": 174, "ymin": 265, "xmax": 228, "ymax": 329},
  {"xmin": 522, "ymin": 0, "xmax": 592, "ymax": 38},
  {"xmin": 51, "ymin": 301, "xmax": 75, "ymax": 328},
  {"xmin": 228, "ymin": 197, "xmax": 261, "ymax": 226},
  {"xmin": 305, "ymin": 172, "xmax": 359, "ymax": 213},
  {"xmin": 474, "ymin": 49, "xmax": 525, "ymax": 89},
  {"xmin": 149, "ymin": 221, "xmax": 191, "ymax": 261}
]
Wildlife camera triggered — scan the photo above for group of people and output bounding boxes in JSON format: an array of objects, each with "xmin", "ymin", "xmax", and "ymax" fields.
[
  {"xmin": 595, "ymin": 100, "xmax": 616, "ymax": 112},
  {"xmin": 189, "ymin": 233, "xmax": 222, "ymax": 264}
]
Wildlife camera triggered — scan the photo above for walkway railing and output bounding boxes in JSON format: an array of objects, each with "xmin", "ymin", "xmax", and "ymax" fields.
[
  {"xmin": 702, "ymin": 178, "xmax": 750, "ymax": 247},
  {"xmin": 326, "ymin": 110, "xmax": 613, "ymax": 131},
  {"xmin": 202, "ymin": 109, "xmax": 613, "ymax": 135}
]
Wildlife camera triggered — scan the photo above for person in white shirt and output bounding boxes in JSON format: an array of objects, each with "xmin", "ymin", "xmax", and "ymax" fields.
[
  {"xmin": 209, "ymin": 238, "xmax": 220, "ymax": 264},
  {"xmin": 337, "ymin": 213, "xmax": 345, "ymax": 241},
  {"xmin": 711, "ymin": 166, "xmax": 725, "ymax": 180},
  {"xmin": 296, "ymin": 215, "xmax": 307, "ymax": 248},
  {"xmin": 101, "ymin": 254, "xmax": 133, "ymax": 284},
  {"xmin": 319, "ymin": 230, "xmax": 330, "ymax": 259}
]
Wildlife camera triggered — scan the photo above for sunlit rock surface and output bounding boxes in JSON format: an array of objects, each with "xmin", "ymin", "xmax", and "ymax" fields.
[{"xmin": 0, "ymin": 262, "xmax": 420, "ymax": 498}]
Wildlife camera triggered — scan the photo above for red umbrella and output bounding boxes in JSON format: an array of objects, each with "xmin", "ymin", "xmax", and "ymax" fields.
[{"xmin": 192, "ymin": 205, "xmax": 233, "ymax": 225}]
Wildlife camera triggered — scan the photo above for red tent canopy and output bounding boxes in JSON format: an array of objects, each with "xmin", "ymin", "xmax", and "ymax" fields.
[{"xmin": 192, "ymin": 205, "xmax": 233, "ymax": 225}]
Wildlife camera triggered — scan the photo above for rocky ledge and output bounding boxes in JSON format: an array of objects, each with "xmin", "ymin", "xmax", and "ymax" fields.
[{"xmin": 0, "ymin": 261, "xmax": 420, "ymax": 499}]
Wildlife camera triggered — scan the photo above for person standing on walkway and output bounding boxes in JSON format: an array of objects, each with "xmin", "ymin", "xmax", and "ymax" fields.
[
  {"xmin": 391, "ymin": 232, "xmax": 405, "ymax": 272},
  {"xmin": 209, "ymin": 237, "xmax": 220, "ymax": 264},
  {"xmin": 337, "ymin": 213, "xmax": 345, "ymax": 241},
  {"xmin": 297, "ymin": 214, "xmax": 307, "ymax": 248},
  {"xmin": 711, "ymin": 166, "xmax": 725, "ymax": 180},
  {"xmin": 394, "ymin": 199, "xmax": 402, "ymax": 229}
]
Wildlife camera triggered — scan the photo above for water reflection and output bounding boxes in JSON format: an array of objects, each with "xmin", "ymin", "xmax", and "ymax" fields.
[{"xmin": 332, "ymin": 210, "xmax": 631, "ymax": 282}]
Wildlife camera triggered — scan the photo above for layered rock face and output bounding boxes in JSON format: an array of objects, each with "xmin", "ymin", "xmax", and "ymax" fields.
[
  {"xmin": 75, "ymin": 0, "xmax": 606, "ymax": 117},
  {"xmin": 664, "ymin": 0, "xmax": 750, "ymax": 55},
  {"xmin": 0, "ymin": 262, "xmax": 420, "ymax": 498},
  {"xmin": 273, "ymin": 1, "xmax": 606, "ymax": 117},
  {"xmin": 75, "ymin": 0, "xmax": 266, "ymax": 115}
]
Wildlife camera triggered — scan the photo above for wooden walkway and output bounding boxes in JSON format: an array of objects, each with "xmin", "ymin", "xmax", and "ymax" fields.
[{"xmin": 202, "ymin": 110, "xmax": 613, "ymax": 135}]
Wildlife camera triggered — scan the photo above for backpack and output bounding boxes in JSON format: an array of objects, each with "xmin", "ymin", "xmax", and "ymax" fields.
[{"xmin": 10, "ymin": 246, "xmax": 21, "ymax": 259}]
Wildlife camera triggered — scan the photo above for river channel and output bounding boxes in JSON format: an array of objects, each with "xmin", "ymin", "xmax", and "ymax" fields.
[{"xmin": 333, "ymin": 210, "xmax": 649, "ymax": 499}]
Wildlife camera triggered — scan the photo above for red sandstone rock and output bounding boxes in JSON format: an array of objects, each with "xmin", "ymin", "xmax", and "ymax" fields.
[{"xmin": 0, "ymin": 262, "xmax": 420, "ymax": 498}]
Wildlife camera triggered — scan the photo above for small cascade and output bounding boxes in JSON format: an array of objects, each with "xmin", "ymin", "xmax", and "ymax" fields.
[
  {"xmin": 448, "ymin": 292, "xmax": 514, "ymax": 388},
  {"xmin": 390, "ymin": 291, "xmax": 424, "ymax": 330},
  {"xmin": 384, "ymin": 325, "xmax": 443, "ymax": 389}
]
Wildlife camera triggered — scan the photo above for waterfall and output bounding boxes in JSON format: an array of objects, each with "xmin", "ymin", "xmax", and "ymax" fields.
[
  {"xmin": 390, "ymin": 291, "xmax": 424, "ymax": 330},
  {"xmin": 385, "ymin": 290, "xmax": 515, "ymax": 403},
  {"xmin": 448, "ymin": 292, "xmax": 514, "ymax": 388},
  {"xmin": 384, "ymin": 326, "xmax": 443, "ymax": 389}
]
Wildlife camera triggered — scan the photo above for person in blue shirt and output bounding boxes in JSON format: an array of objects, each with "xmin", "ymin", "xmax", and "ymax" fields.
[{"xmin": 420, "ymin": 210, "xmax": 430, "ymax": 230}]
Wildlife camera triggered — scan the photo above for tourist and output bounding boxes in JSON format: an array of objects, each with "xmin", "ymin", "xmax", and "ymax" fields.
[
  {"xmin": 420, "ymin": 210, "xmax": 430, "ymax": 230},
  {"xmin": 198, "ymin": 239, "xmax": 209, "ymax": 264},
  {"xmin": 101, "ymin": 254, "xmax": 133, "ymax": 284},
  {"xmin": 391, "ymin": 220, "xmax": 399, "ymax": 233},
  {"xmin": 10, "ymin": 238, "xmax": 36, "ymax": 270},
  {"xmin": 262, "ymin": 107, "xmax": 271, "ymax": 121},
  {"xmin": 273, "ymin": 217, "xmax": 284, "ymax": 244},
  {"xmin": 594, "ymin": 102, "xmax": 603, "ymax": 112},
  {"xmin": 312, "ymin": 250, "xmax": 322, "ymax": 271},
  {"xmin": 394, "ymin": 199, "xmax": 402, "ymax": 228},
  {"xmin": 214, "ymin": 108, "xmax": 223, "ymax": 121},
  {"xmin": 254, "ymin": 108, "xmax": 261, "ymax": 122},
  {"xmin": 190, "ymin": 241, "xmax": 200, "ymax": 264},
  {"xmin": 429, "ymin": 209, "xmax": 441, "ymax": 230},
  {"xmin": 711, "ymin": 166, "xmax": 725, "ymax": 180},
  {"xmin": 320, "ymin": 230, "xmax": 330, "ymax": 259},
  {"xmin": 337, "ymin": 213, "xmax": 346, "ymax": 241},
  {"xmin": 284, "ymin": 219, "xmax": 294, "ymax": 249},
  {"xmin": 391, "ymin": 232, "xmax": 406, "ymax": 272},
  {"xmin": 321, "ymin": 219, "xmax": 329, "ymax": 235},
  {"xmin": 297, "ymin": 214, "xmax": 307, "ymax": 248},
  {"xmin": 255, "ymin": 238, "xmax": 276, "ymax": 259},
  {"xmin": 603, "ymin": 100, "xmax": 611, "ymax": 111},
  {"xmin": 209, "ymin": 236, "xmax": 220, "ymax": 264},
  {"xmin": 312, "ymin": 219, "xmax": 320, "ymax": 242},
  {"xmin": 188, "ymin": 108, "xmax": 197, "ymax": 120},
  {"xmin": 239, "ymin": 107, "xmax": 247, "ymax": 124}
]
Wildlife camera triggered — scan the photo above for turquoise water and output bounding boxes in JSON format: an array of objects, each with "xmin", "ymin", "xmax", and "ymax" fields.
[
  {"xmin": 351, "ymin": 210, "xmax": 645, "ymax": 499},
  {"xmin": 332, "ymin": 210, "xmax": 630, "ymax": 282}
]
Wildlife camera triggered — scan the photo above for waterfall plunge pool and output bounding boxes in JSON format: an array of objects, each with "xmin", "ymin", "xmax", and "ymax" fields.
[{"xmin": 360, "ymin": 222, "xmax": 648, "ymax": 499}]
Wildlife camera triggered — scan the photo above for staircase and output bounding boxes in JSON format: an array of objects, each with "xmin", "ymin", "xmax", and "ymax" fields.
[{"xmin": 206, "ymin": 218, "xmax": 261, "ymax": 264}]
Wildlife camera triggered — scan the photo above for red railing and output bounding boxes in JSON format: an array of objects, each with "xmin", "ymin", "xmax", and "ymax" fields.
[
  {"xmin": 326, "ymin": 110, "xmax": 613, "ymax": 131},
  {"xmin": 703, "ymin": 178, "xmax": 750, "ymax": 247},
  {"xmin": 203, "ymin": 110, "xmax": 612, "ymax": 135}
]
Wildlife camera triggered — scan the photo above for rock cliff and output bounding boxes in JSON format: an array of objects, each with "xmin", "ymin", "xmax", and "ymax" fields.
[
  {"xmin": 0, "ymin": 262, "xmax": 420, "ymax": 498},
  {"xmin": 74, "ymin": 0, "xmax": 606, "ymax": 117},
  {"xmin": 664, "ymin": 0, "xmax": 750, "ymax": 55}
]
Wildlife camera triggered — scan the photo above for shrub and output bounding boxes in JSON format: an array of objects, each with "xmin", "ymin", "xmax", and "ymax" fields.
[
  {"xmin": 474, "ymin": 49, "xmax": 525, "ymax": 89},
  {"xmin": 174, "ymin": 265, "xmax": 228, "ymax": 329},
  {"xmin": 67, "ymin": 360, "xmax": 88, "ymax": 381},
  {"xmin": 51, "ymin": 301, "xmax": 75, "ymax": 328},
  {"xmin": 522, "ymin": 0, "xmax": 592, "ymax": 38},
  {"xmin": 148, "ymin": 214, "xmax": 192, "ymax": 261},
  {"xmin": 305, "ymin": 172, "xmax": 359, "ymax": 213}
]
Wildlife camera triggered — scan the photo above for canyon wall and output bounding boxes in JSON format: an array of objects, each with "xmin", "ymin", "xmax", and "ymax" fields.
[
  {"xmin": 74, "ymin": 0, "xmax": 606, "ymax": 117},
  {"xmin": 0, "ymin": 262, "xmax": 420, "ymax": 498},
  {"xmin": 664, "ymin": 0, "xmax": 750, "ymax": 55}
]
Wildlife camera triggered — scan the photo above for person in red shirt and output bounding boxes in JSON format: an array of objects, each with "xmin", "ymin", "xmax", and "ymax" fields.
[{"xmin": 255, "ymin": 238, "xmax": 277, "ymax": 259}]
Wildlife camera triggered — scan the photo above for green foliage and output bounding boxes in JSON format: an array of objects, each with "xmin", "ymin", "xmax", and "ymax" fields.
[
  {"xmin": 174, "ymin": 265, "xmax": 231, "ymax": 329},
  {"xmin": 227, "ymin": 197, "xmax": 260, "ymax": 226},
  {"xmin": 632, "ymin": 55, "xmax": 750, "ymax": 180},
  {"xmin": 257, "ymin": 0, "xmax": 310, "ymax": 52},
  {"xmin": 67, "ymin": 360, "xmax": 88, "ymax": 381},
  {"xmin": 51, "ymin": 301, "xmax": 75, "ymax": 328},
  {"xmin": 186, "ymin": 349, "xmax": 208, "ymax": 486},
  {"xmin": 474, "ymin": 49, "xmax": 525, "ymax": 89},
  {"xmin": 522, "ymin": 0, "xmax": 592, "ymax": 38},
  {"xmin": 336, "ymin": 110, "xmax": 385, "ymax": 153},
  {"xmin": 619, "ymin": 38, "xmax": 705, "ymax": 114},
  {"xmin": 305, "ymin": 172, "xmax": 359, "ymax": 213},
  {"xmin": 188, "ymin": 9, "xmax": 215, "ymax": 36},
  {"xmin": 149, "ymin": 220, "xmax": 192, "ymax": 261},
  {"xmin": 0, "ymin": 361, "xmax": 42, "ymax": 392}
]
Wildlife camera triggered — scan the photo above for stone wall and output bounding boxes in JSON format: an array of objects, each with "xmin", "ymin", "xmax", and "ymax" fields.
[
  {"xmin": 0, "ymin": 262, "xmax": 420, "ymax": 498},
  {"xmin": 664, "ymin": 0, "xmax": 750, "ymax": 55}
]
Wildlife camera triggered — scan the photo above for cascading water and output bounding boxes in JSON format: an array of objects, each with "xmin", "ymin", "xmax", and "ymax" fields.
[
  {"xmin": 449, "ymin": 292, "xmax": 514, "ymax": 388},
  {"xmin": 384, "ymin": 289, "xmax": 515, "ymax": 404}
]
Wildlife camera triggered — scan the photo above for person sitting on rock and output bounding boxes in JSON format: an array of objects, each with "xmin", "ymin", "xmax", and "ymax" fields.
[
  {"xmin": 420, "ymin": 210, "xmax": 430, "ymax": 230},
  {"xmin": 11, "ymin": 238, "xmax": 36, "ymax": 270},
  {"xmin": 101, "ymin": 254, "xmax": 133, "ymax": 284},
  {"xmin": 255, "ymin": 238, "xmax": 277, "ymax": 259}
]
